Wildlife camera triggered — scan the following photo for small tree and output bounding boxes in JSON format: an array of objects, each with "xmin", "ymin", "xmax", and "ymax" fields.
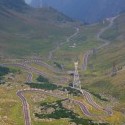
[{"xmin": 37, "ymin": 75, "xmax": 49, "ymax": 83}]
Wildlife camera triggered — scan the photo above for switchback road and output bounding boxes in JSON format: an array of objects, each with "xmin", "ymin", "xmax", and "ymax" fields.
[
  {"xmin": 82, "ymin": 16, "xmax": 118, "ymax": 71},
  {"xmin": 81, "ymin": 16, "xmax": 118, "ymax": 115},
  {"xmin": 17, "ymin": 90, "xmax": 31, "ymax": 125},
  {"xmin": 23, "ymin": 59, "xmax": 62, "ymax": 74},
  {"xmin": 17, "ymin": 88, "xmax": 95, "ymax": 125},
  {"xmin": 0, "ymin": 63, "xmax": 68, "ymax": 82}
]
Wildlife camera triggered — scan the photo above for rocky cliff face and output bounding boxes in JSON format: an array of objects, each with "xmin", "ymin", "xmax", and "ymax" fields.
[{"xmin": 30, "ymin": 0, "xmax": 125, "ymax": 23}]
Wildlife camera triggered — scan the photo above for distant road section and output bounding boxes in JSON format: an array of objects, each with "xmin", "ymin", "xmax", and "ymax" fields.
[{"xmin": 82, "ymin": 16, "xmax": 118, "ymax": 71}]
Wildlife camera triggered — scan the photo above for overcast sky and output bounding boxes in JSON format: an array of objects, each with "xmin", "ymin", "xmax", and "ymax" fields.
[{"xmin": 25, "ymin": 0, "xmax": 31, "ymax": 4}]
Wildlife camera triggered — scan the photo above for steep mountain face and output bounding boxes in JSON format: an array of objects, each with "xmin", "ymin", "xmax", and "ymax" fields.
[
  {"xmin": 0, "ymin": 0, "xmax": 28, "ymax": 11},
  {"xmin": 30, "ymin": 0, "xmax": 43, "ymax": 8},
  {"xmin": 29, "ymin": 0, "xmax": 125, "ymax": 23}
]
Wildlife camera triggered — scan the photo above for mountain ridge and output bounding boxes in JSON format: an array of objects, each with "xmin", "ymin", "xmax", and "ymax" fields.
[
  {"xmin": 0, "ymin": 0, "xmax": 76, "ymax": 57},
  {"xmin": 30, "ymin": 0, "xmax": 125, "ymax": 23},
  {"xmin": 0, "ymin": 0, "xmax": 29, "ymax": 12}
]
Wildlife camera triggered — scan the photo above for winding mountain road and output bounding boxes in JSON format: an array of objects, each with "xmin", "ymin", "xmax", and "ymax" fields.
[
  {"xmin": 23, "ymin": 59, "xmax": 63, "ymax": 74},
  {"xmin": 82, "ymin": 16, "xmax": 117, "ymax": 71},
  {"xmin": 17, "ymin": 88, "xmax": 95, "ymax": 125},
  {"xmin": 97, "ymin": 16, "xmax": 118, "ymax": 49},
  {"xmin": 1, "ymin": 17, "xmax": 118, "ymax": 125},
  {"xmin": 17, "ymin": 90, "xmax": 31, "ymax": 125},
  {"xmin": 81, "ymin": 16, "xmax": 118, "ymax": 115},
  {"xmin": 1, "ymin": 63, "xmax": 67, "ymax": 81}
]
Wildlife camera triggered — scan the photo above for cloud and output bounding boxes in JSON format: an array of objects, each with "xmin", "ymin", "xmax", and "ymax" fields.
[{"xmin": 25, "ymin": 0, "xmax": 31, "ymax": 4}]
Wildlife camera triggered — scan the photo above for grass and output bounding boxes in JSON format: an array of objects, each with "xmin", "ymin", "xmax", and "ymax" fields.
[
  {"xmin": 0, "ymin": 86, "xmax": 24, "ymax": 125},
  {"xmin": 79, "ymin": 14, "xmax": 125, "ymax": 125},
  {"xmin": 25, "ymin": 75, "xmax": 62, "ymax": 90},
  {"xmin": 26, "ymin": 76, "xmax": 81, "ymax": 96},
  {"xmin": 0, "ymin": 7, "xmax": 75, "ymax": 58},
  {"xmin": 89, "ymin": 13, "xmax": 125, "ymax": 73},
  {"xmin": 25, "ymin": 82, "xmax": 60, "ymax": 90},
  {"xmin": 29, "ymin": 63, "xmax": 57, "ymax": 76},
  {"xmin": 0, "ymin": 68, "xmax": 32, "ymax": 125},
  {"xmin": 1, "ymin": 6, "xmax": 125, "ymax": 125},
  {"xmin": 101, "ymin": 14, "xmax": 125, "ymax": 41},
  {"xmin": 24, "ymin": 92, "xmax": 74, "ymax": 125},
  {"xmin": 35, "ymin": 100, "xmax": 100, "ymax": 125},
  {"xmin": 25, "ymin": 79, "xmax": 114, "ymax": 123},
  {"xmin": 88, "ymin": 91, "xmax": 109, "ymax": 102},
  {"xmin": 86, "ymin": 13, "xmax": 125, "ymax": 103},
  {"xmin": 31, "ymin": 96, "xmax": 108, "ymax": 125},
  {"xmin": 32, "ymin": 119, "xmax": 69, "ymax": 125},
  {"xmin": 53, "ymin": 21, "xmax": 109, "ymax": 70}
]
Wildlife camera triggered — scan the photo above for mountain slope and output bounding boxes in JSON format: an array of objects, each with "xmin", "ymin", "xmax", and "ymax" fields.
[
  {"xmin": 86, "ymin": 13, "xmax": 125, "ymax": 111},
  {"xmin": 0, "ymin": 0, "xmax": 29, "ymax": 11},
  {"xmin": 30, "ymin": 0, "xmax": 125, "ymax": 23},
  {"xmin": 0, "ymin": 0, "xmax": 75, "ymax": 57}
]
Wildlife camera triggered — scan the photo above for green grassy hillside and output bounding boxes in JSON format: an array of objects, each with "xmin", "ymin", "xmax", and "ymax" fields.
[
  {"xmin": 86, "ymin": 14, "xmax": 125, "ymax": 114},
  {"xmin": 89, "ymin": 14, "xmax": 125, "ymax": 73},
  {"xmin": 1, "ymin": 1, "xmax": 125, "ymax": 124},
  {"xmin": 0, "ymin": 6, "xmax": 75, "ymax": 58}
]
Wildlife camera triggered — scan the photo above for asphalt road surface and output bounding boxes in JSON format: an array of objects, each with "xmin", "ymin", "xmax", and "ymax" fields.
[
  {"xmin": 80, "ymin": 16, "xmax": 117, "ymax": 115},
  {"xmin": 1, "ymin": 63, "xmax": 67, "ymax": 81},
  {"xmin": 23, "ymin": 59, "xmax": 62, "ymax": 74},
  {"xmin": 82, "ymin": 16, "xmax": 117, "ymax": 71},
  {"xmin": 17, "ymin": 88, "xmax": 95, "ymax": 125},
  {"xmin": 17, "ymin": 90, "xmax": 31, "ymax": 125},
  {"xmin": 1, "ymin": 17, "xmax": 118, "ymax": 124}
]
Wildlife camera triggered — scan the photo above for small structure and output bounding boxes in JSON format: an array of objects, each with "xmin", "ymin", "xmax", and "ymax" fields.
[
  {"xmin": 69, "ymin": 43, "xmax": 76, "ymax": 48},
  {"xmin": 111, "ymin": 63, "xmax": 117, "ymax": 76},
  {"xmin": 73, "ymin": 62, "xmax": 81, "ymax": 90}
]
